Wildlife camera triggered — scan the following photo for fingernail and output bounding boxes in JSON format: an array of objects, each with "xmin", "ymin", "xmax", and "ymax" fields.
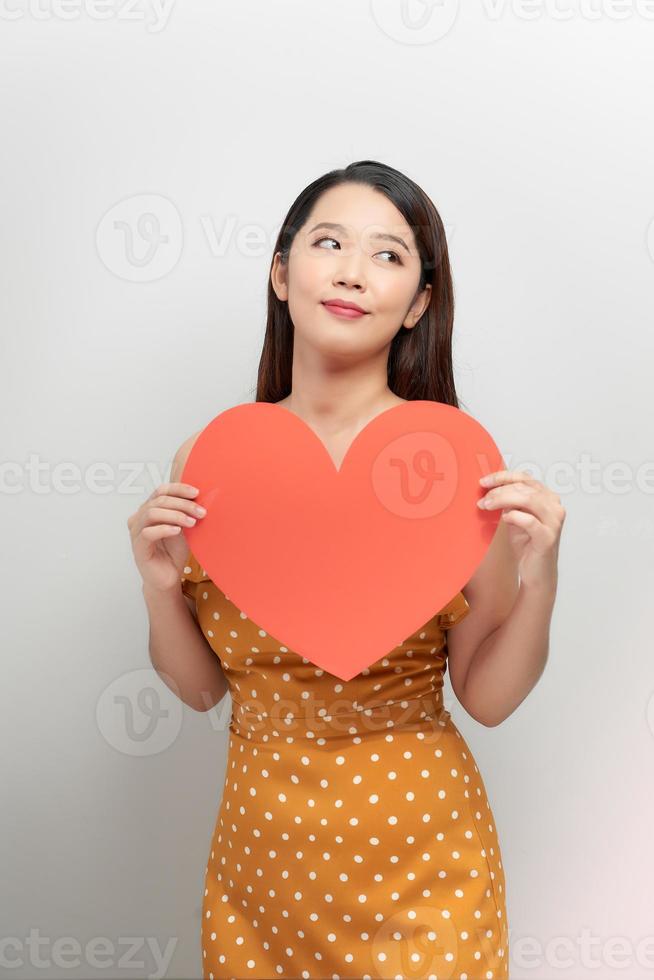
[{"xmin": 479, "ymin": 475, "xmax": 493, "ymax": 486}]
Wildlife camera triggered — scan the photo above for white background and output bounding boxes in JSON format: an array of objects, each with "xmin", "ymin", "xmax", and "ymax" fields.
[{"xmin": 1, "ymin": 0, "xmax": 653, "ymax": 977}]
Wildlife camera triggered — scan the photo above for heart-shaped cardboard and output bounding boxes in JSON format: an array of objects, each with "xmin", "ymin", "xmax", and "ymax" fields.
[{"xmin": 181, "ymin": 400, "xmax": 502, "ymax": 681}]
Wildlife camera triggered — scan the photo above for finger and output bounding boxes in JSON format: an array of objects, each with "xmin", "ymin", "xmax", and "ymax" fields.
[
  {"xmin": 480, "ymin": 469, "xmax": 542, "ymax": 489},
  {"xmin": 506, "ymin": 497, "xmax": 562, "ymax": 533},
  {"xmin": 130, "ymin": 507, "xmax": 199, "ymax": 542},
  {"xmin": 500, "ymin": 509, "xmax": 539, "ymax": 530},
  {"xmin": 484, "ymin": 483, "xmax": 564, "ymax": 527},
  {"xmin": 149, "ymin": 482, "xmax": 200, "ymax": 501},
  {"xmin": 479, "ymin": 486, "xmax": 553, "ymax": 525},
  {"xmin": 145, "ymin": 506, "xmax": 201, "ymax": 529},
  {"xmin": 479, "ymin": 485, "xmax": 538, "ymax": 508},
  {"xmin": 129, "ymin": 498, "xmax": 204, "ymax": 541},
  {"xmin": 501, "ymin": 510, "xmax": 560, "ymax": 550},
  {"xmin": 139, "ymin": 524, "xmax": 183, "ymax": 542},
  {"xmin": 149, "ymin": 494, "xmax": 207, "ymax": 518}
]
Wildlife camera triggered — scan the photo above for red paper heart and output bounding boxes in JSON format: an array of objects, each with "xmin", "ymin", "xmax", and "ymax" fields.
[{"xmin": 181, "ymin": 400, "xmax": 502, "ymax": 681}]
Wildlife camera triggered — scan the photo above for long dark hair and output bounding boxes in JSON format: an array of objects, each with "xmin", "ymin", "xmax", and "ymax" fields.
[{"xmin": 253, "ymin": 160, "xmax": 466, "ymax": 410}]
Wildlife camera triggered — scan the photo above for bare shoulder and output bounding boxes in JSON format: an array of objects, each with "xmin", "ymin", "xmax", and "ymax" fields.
[
  {"xmin": 170, "ymin": 429, "xmax": 204, "ymax": 484},
  {"xmin": 446, "ymin": 516, "xmax": 520, "ymax": 710}
]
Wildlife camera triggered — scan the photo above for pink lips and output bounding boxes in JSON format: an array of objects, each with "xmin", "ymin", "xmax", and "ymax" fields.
[{"xmin": 322, "ymin": 302, "xmax": 367, "ymax": 320}]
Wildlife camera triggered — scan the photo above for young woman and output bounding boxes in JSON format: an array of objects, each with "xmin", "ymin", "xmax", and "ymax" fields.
[{"xmin": 128, "ymin": 160, "xmax": 565, "ymax": 980}]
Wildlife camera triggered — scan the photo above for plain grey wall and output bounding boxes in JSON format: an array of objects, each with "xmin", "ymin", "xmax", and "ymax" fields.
[{"xmin": 2, "ymin": 2, "xmax": 653, "ymax": 978}]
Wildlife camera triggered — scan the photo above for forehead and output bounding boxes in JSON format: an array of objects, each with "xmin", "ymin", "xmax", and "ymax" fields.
[{"xmin": 305, "ymin": 183, "xmax": 416, "ymax": 247}]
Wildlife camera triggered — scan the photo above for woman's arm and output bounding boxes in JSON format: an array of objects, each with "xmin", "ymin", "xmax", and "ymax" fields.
[
  {"xmin": 133, "ymin": 434, "xmax": 228, "ymax": 713},
  {"xmin": 447, "ymin": 468, "xmax": 565, "ymax": 727},
  {"xmin": 144, "ymin": 579, "xmax": 228, "ymax": 713},
  {"xmin": 453, "ymin": 578, "xmax": 556, "ymax": 727}
]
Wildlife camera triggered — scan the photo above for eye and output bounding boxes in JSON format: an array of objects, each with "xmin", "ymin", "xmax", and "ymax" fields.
[
  {"xmin": 312, "ymin": 236, "xmax": 402, "ymax": 265},
  {"xmin": 314, "ymin": 236, "xmax": 339, "ymax": 250},
  {"xmin": 377, "ymin": 249, "xmax": 401, "ymax": 264}
]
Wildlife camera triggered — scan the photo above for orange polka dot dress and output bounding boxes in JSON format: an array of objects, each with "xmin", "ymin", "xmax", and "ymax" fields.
[{"xmin": 181, "ymin": 549, "xmax": 509, "ymax": 980}]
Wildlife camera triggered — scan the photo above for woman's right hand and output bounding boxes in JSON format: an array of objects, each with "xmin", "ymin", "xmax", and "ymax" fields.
[{"xmin": 127, "ymin": 482, "xmax": 207, "ymax": 593}]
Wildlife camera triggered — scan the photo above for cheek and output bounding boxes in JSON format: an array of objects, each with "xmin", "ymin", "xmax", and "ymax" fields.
[
  {"xmin": 379, "ymin": 275, "xmax": 413, "ymax": 310},
  {"xmin": 289, "ymin": 255, "xmax": 321, "ymax": 299},
  {"xmin": 371, "ymin": 280, "xmax": 410, "ymax": 315}
]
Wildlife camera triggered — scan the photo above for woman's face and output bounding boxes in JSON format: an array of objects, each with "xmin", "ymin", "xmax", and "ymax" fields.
[{"xmin": 272, "ymin": 182, "xmax": 431, "ymax": 360}]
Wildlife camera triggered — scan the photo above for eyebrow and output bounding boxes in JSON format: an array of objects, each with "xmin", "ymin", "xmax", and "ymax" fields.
[{"xmin": 308, "ymin": 221, "xmax": 411, "ymax": 255}]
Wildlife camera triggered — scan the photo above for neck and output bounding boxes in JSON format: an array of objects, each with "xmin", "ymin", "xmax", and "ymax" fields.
[{"xmin": 280, "ymin": 349, "xmax": 403, "ymax": 435}]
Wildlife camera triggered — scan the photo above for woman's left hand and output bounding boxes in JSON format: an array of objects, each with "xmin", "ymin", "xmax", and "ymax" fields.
[{"xmin": 477, "ymin": 469, "xmax": 566, "ymax": 592}]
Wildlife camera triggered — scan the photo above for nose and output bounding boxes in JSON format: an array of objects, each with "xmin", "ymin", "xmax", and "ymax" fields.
[
  {"xmin": 334, "ymin": 261, "xmax": 366, "ymax": 291},
  {"xmin": 332, "ymin": 242, "xmax": 367, "ymax": 291},
  {"xmin": 335, "ymin": 276, "xmax": 363, "ymax": 290}
]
